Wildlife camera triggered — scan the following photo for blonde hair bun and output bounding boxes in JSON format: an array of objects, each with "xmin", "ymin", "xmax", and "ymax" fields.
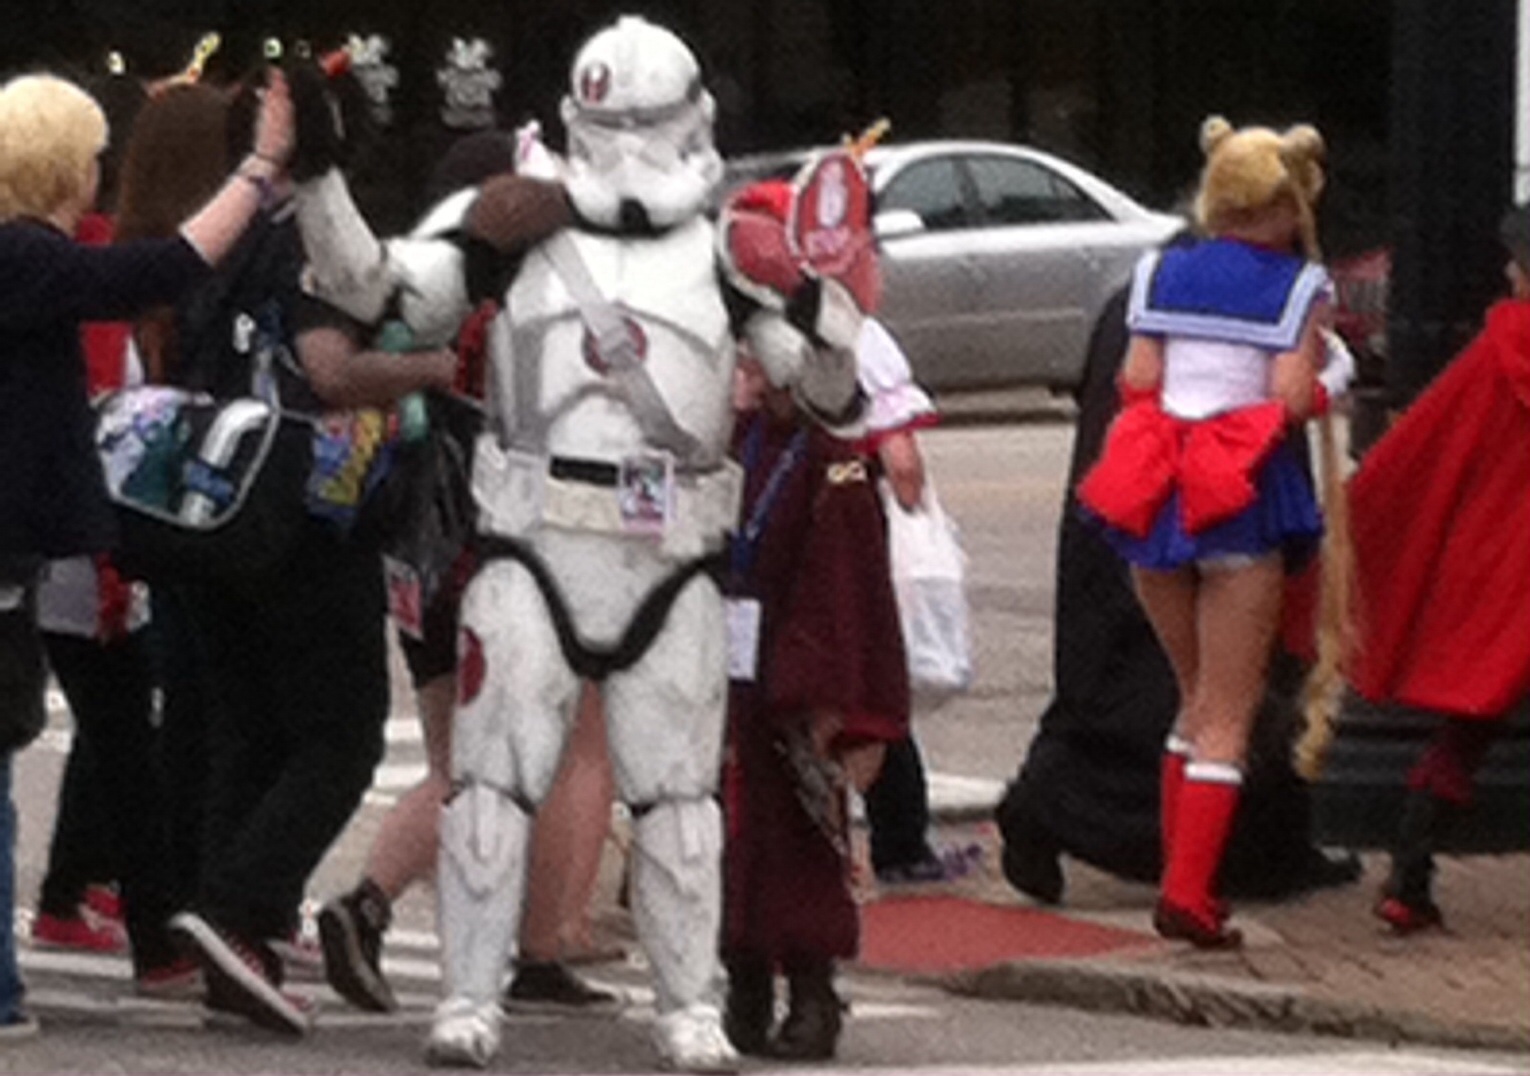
[{"xmin": 1193, "ymin": 115, "xmax": 1326, "ymax": 257}]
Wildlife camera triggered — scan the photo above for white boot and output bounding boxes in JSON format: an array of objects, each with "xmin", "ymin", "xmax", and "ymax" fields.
[
  {"xmin": 426, "ymin": 997, "xmax": 502, "ymax": 1069},
  {"xmin": 652, "ymin": 1003, "xmax": 740, "ymax": 1074}
]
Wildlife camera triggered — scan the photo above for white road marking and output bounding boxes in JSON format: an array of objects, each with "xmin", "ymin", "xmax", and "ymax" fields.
[{"xmin": 766, "ymin": 1060, "xmax": 1525, "ymax": 1076}]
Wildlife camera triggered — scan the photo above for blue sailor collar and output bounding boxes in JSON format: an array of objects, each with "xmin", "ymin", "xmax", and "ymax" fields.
[{"xmin": 1127, "ymin": 238, "xmax": 1331, "ymax": 352}]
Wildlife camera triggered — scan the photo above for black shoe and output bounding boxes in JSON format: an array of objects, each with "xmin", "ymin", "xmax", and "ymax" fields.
[
  {"xmin": 318, "ymin": 881, "xmax": 396, "ymax": 1013},
  {"xmin": 1306, "ymin": 850, "xmax": 1364, "ymax": 890},
  {"xmin": 768, "ymin": 965, "xmax": 843, "ymax": 1061},
  {"xmin": 503, "ymin": 961, "xmax": 619, "ymax": 1012},
  {"xmin": 169, "ymin": 912, "xmax": 312, "ymax": 1036},
  {"xmin": 723, "ymin": 958, "xmax": 774, "ymax": 1056},
  {"xmin": 1001, "ymin": 825, "xmax": 1065, "ymax": 905}
]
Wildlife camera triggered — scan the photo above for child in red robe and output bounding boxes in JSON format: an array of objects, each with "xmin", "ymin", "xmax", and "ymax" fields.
[{"xmin": 721, "ymin": 357, "xmax": 909, "ymax": 1060}]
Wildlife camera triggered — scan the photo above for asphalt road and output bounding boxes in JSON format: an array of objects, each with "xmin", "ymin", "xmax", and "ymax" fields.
[{"xmin": 10, "ymin": 409, "xmax": 1525, "ymax": 1074}]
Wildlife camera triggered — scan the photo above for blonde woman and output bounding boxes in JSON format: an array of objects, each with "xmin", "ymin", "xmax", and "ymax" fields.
[
  {"xmin": 0, "ymin": 68, "xmax": 292, "ymax": 1037},
  {"xmin": 1078, "ymin": 117, "xmax": 1334, "ymax": 948}
]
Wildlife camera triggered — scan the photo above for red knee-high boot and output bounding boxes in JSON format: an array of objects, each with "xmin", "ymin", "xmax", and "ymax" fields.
[
  {"xmin": 1159, "ymin": 734, "xmax": 1192, "ymax": 869},
  {"xmin": 1155, "ymin": 761, "xmax": 1243, "ymax": 948}
]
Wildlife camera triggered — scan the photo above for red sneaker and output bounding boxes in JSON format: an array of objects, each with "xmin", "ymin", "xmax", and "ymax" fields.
[
  {"xmin": 32, "ymin": 910, "xmax": 128, "ymax": 954},
  {"xmin": 169, "ymin": 912, "xmax": 311, "ymax": 1036},
  {"xmin": 1374, "ymin": 895, "xmax": 1444, "ymax": 935},
  {"xmin": 83, "ymin": 884, "xmax": 123, "ymax": 924},
  {"xmin": 136, "ymin": 958, "xmax": 205, "ymax": 1002}
]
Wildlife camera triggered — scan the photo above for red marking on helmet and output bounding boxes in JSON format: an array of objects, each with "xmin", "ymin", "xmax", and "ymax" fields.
[
  {"xmin": 579, "ymin": 62, "xmax": 612, "ymax": 104},
  {"xmin": 458, "ymin": 627, "xmax": 486, "ymax": 706}
]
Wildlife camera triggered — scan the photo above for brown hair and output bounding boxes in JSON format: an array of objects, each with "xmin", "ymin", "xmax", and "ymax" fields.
[
  {"xmin": 115, "ymin": 82, "xmax": 230, "ymax": 242},
  {"xmin": 114, "ymin": 82, "xmax": 231, "ymax": 382}
]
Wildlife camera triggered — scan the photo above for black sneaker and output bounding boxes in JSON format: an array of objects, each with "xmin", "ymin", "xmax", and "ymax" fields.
[
  {"xmin": 169, "ymin": 911, "xmax": 312, "ymax": 1036},
  {"xmin": 503, "ymin": 961, "xmax": 619, "ymax": 1012},
  {"xmin": 317, "ymin": 882, "xmax": 397, "ymax": 1013}
]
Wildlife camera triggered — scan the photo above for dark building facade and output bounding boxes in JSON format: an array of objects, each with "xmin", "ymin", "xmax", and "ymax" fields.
[{"xmin": 2, "ymin": 0, "xmax": 1516, "ymax": 392}]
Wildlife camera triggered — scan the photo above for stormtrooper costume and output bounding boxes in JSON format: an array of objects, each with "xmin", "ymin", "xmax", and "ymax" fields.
[{"xmin": 286, "ymin": 17, "xmax": 861, "ymax": 1072}]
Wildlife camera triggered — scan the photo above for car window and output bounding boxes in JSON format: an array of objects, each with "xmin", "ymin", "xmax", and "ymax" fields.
[
  {"xmin": 965, "ymin": 155, "xmax": 1109, "ymax": 225},
  {"xmin": 877, "ymin": 158, "xmax": 970, "ymax": 232}
]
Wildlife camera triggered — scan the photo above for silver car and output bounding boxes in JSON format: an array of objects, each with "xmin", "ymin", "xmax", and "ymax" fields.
[{"xmin": 724, "ymin": 140, "xmax": 1183, "ymax": 391}]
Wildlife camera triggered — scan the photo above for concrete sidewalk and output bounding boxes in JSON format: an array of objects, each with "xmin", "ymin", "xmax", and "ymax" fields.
[{"xmin": 898, "ymin": 800, "xmax": 1530, "ymax": 1055}]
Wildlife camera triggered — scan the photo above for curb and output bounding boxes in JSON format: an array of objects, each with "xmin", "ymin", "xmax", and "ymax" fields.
[
  {"xmin": 944, "ymin": 959, "xmax": 1530, "ymax": 1054},
  {"xmin": 936, "ymin": 407, "xmax": 1076, "ymax": 428}
]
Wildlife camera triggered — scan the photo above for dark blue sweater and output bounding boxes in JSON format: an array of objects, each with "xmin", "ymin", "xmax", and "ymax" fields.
[{"xmin": 0, "ymin": 219, "xmax": 207, "ymax": 558}]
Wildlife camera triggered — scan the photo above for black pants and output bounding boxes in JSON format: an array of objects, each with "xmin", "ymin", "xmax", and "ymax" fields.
[
  {"xmin": 148, "ymin": 585, "xmax": 213, "ymax": 917},
  {"xmin": 190, "ymin": 527, "xmax": 389, "ymax": 941},
  {"xmin": 41, "ymin": 631, "xmax": 178, "ymax": 973},
  {"xmin": 865, "ymin": 735, "xmax": 934, "ymax": 872}
]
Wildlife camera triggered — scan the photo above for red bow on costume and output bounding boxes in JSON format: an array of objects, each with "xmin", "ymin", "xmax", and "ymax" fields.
[{"xmin": 1077, "ymin": 399, "xmax": 1288, "ymax": 538}]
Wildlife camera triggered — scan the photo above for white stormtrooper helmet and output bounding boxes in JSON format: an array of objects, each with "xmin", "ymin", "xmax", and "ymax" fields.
[{"xmin": 559, "ymin": 15, "xmax": 723, "ymax": 231}]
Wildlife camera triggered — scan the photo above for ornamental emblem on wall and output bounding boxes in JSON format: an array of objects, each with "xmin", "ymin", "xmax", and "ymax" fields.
[
  {"xmin": 347, "ymin": 34, "xmax": 399, "ymax": 127},
  {"xmin": 437, "ymin": 37, "xmax": 502, "ymax": 129}
]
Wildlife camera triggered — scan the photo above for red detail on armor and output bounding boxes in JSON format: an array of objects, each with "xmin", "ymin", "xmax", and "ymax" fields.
[
  {"xmin": 582, "ymin": 316, "xmax": 647, "ymax": 375},
  {"xmin": 578, "ymin": 62, "xmax": 611, "ymax": 104},
  {"xmin": 723, "ymin": 211, "xmax": 806, "ymax": 299},
  {"xmin": 458, "ymin": 627, "xmax": 486, "ymax": 706},
  {"xmin": 731, "ymin": 181, "xmax": 794, "ymax": 223}
]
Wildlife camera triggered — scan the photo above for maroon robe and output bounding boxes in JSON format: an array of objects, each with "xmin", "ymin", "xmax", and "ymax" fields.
[{"xmin": 723, "ymin": 411, "xmax": 910, "ymax": 965}]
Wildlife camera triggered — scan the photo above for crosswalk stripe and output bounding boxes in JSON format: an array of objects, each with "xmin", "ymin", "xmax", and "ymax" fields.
[
  {"xmin": 17, "ymin": 934, "xmax": 943, "ymax": 1028},
  {"xmin": 33, "ymin": 712, "xmax": 1004, "ymax": 816},
  {"xmin": 798, "ymin": 1060, "xmax": 1529, "ymax": 1076}
]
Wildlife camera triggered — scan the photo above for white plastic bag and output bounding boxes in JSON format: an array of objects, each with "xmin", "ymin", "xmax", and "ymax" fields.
[{"xmin": 882, "ymin": 480, "xmax": 973, "ymax": 695}]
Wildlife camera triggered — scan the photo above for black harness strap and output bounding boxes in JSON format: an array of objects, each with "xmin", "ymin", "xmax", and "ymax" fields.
[{"xmin": 476, "ymin": 535, "xmax": 723, "ymax": 682}]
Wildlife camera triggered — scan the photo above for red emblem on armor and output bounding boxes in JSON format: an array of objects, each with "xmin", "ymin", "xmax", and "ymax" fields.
[
  {"xmin": 579, "ymin": 62, "xmax": 612, "ymax": 104},
  {"xmin": 458, "ymin": 627, "xmax": 486, "ymax": 706},
  {"xmin": 583, "ymin": 316, "xmax": 648, "ymax": 375}
]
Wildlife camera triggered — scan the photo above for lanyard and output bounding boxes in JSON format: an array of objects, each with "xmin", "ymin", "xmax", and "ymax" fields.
[{"xmin": 731, "ymin": 417, "xmax": 808, "ymax": 581}]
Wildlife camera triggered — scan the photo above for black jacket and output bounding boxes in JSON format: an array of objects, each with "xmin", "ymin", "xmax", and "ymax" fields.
[{"xmin": 0, "ymin": 219, "xmax": 206, "ymax": 558}]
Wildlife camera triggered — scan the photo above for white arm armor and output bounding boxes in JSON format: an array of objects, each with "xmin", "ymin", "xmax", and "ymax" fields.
[
  {"xmin": 742, "ymin": 305, "xmax": 864, "ymax": 438},
  {"xmin": 295, "ymin": 168, "xmax": 392, "ymax": 326},
  {"xmin": 295, "ymin": 168, "xmax": 473, "ymax": 348}
]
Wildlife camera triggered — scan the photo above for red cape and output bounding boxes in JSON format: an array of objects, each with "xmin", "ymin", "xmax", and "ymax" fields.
[{"xmin": 1348, "ymin": 299, "xmax": 1530, "ymax": 718}]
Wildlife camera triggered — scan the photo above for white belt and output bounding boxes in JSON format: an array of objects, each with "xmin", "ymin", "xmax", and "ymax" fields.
[{"xmin": 472, "ymin": 436, "xmax": 743, "ymax": 561}]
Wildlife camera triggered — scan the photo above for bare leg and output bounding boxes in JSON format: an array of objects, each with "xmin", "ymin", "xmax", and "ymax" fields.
[
  {"xmin": 1132, "ymin": 565, "xmax": 1201, "ymax": 733},
  {"xmin": 520, "ymin": 683, "xmax": 615, "ymax": 962},
  {"xmin": 363, "ymin": 675, "xmax": 454, "ymax": 900},
  {"xmin": 1191, "ymin": 555, "xmax": 1284, "ymax": 765},
  {"xmin": 1154, "ymin": 554, "xmax": 1283, "ymax": 949}
]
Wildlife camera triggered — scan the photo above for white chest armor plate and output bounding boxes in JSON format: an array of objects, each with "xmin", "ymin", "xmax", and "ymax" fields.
[
  {"xmin": 495, "ymin": 217, "xmax": 734, "ymax": 463},
  {"xmin": 475, "ymin": 217, "xmax": 742, "ymax": 558}
]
